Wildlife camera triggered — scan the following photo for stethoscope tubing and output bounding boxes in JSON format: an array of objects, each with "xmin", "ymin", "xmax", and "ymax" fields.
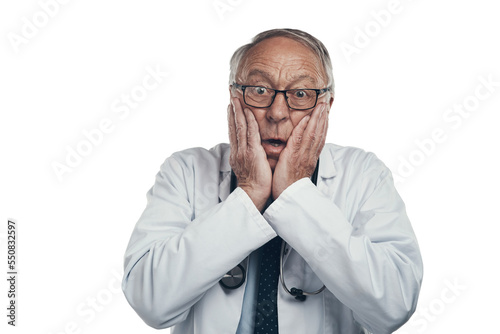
[{"xmin": 279, "ymin": 240, "xmax": 326, "ymax": 300}]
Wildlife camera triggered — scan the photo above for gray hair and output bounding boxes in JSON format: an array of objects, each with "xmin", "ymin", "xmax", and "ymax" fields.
[{"xmin": 229, "ymin": 28, "xmax": 334, "ymax": 96}]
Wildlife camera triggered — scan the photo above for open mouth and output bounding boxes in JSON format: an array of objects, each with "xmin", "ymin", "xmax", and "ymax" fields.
[
  {"xmin": 266, "ymin": 139, "xmax": 284, "ymax": 147},
  {"xmin": 262, "ymin": 138, "xmax": 287, "ymax": 158}
]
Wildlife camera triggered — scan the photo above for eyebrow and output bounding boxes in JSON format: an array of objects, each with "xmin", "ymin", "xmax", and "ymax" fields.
[{"xmin": 289, "ymin": 74, "xmax": 317, "ymax": 85}]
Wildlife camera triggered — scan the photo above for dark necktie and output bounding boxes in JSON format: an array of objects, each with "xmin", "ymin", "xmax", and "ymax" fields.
[{"xmin": 254, "ymin": 235, "xmax": 282, "ymax": 333}]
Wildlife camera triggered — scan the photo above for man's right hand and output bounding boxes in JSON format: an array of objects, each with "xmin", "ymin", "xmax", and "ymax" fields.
[{"xmin": 228, "ymin": 97, "xmax": 272, "ymax": 212}]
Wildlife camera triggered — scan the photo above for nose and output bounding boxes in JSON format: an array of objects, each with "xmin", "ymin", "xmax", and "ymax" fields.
[{"xmin": 266, "ymin": 91, "xmax": 290, "ymax": 123}]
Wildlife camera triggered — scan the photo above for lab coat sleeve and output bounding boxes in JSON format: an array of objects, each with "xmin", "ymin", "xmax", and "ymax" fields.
[
  {"xmin": 263, "ymin": 153, "xmax": 423, "ymax": 334},
  {"xmin": 122, "ymin": 153, "xmax": 276, "ymax": 329}
]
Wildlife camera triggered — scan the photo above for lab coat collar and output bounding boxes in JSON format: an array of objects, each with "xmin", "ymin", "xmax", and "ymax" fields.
[{"xmin": 219, "ymin": 144, "xmax": 231, "ymax": 173}]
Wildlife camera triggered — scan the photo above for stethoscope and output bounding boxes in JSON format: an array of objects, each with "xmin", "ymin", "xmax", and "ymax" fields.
[{"xmin": 219, "ymin": 160, "xmax": 326, "ymax": 301}]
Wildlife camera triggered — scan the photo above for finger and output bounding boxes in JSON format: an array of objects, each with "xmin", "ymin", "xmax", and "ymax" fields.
[
  {"xmin": 243, "ymin": 108, "xmax": 261, "ymax": 149},
  {"xmin": 232, "ymin": 97, "xmax": 248, "ymax": 150},
  {"xmin": 313, "ymin": 107, "xmax": 328, "ymax": 157},
  {"xmin": 228, "ymin": 103, "xmax": 236, "ymax": 144},
  {"xmin": 228, "ymin": 103, "xmax": 238, "ymax": 155},
  {"xmin": 287, "ymin": 114, "xmax": 310, "ymax": 151},
  {"xmin": 301, "ymin": 103, "xmax": 326, "ymax": 150}
]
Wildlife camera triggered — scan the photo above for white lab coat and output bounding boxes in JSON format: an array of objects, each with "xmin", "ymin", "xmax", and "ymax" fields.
[{"xmin": 122, "ymin": 143, "xmax": 423, "ymax": 334}]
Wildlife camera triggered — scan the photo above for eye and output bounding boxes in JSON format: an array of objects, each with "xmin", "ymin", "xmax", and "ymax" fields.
[
  {"xmin": 255, "ymin": 86, "xmax": 267, "ymax": 95},
  {"xmin": 293, "ymin": 90, "xmax": 307, "ymax": 98}
]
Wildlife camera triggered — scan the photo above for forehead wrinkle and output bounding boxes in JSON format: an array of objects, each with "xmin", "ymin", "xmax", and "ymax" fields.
[
  {"xmin": 242, "ymin": 62, "xmax": 322, "ymax": 88},
  {"xmin": 285, "ymin": 58, "xmax": 325, "ymax": 86},
  {"xmin": 239, "ymin": 57, "xmax": 282, "ymax": 81},
  {"xmin": 247, "ymin": 69, "xmax": 274, "ymax": 81}
]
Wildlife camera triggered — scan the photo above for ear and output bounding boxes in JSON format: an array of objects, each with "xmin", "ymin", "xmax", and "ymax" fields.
[{"xmin": 328, "ymin": 95, "xmax": 334, "ymax": 112}]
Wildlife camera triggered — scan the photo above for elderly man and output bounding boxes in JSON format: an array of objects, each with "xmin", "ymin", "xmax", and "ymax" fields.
[{"xmin": 122, "ymin": 29, "xmax": 423, "ymax": 334}]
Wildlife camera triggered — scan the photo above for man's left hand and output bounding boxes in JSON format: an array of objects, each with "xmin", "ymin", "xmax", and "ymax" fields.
[{"xmin": 272, "ymin": 103, "xmax": 328, "ymax": 199}]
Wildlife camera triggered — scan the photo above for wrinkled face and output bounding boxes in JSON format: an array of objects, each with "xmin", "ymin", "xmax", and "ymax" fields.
[{"xmin": 232, "ymin": 37, "xmax": 333, "ymax": 170}]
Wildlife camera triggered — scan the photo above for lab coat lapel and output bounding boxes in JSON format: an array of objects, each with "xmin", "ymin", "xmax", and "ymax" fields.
[{"xmin": 318, "ymin": 148, "xmax": 337, "ymax": 199}]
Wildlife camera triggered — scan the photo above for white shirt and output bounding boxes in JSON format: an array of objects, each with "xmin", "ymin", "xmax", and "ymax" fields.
[{"xmin": 122, "ymin": 143, "xmax": 423, "ymax": 334}]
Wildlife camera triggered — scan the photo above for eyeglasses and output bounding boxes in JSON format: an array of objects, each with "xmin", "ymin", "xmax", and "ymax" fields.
[{"xmin": 232, "ymin": 82, "xmax": 329, "ymax": 111}]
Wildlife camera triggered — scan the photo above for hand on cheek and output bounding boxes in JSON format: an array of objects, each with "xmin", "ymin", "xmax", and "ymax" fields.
[
  {"xmin": 272, "ymin": 103, "xmax": 328, "ymax": 199},
  {"xmin": 228, "ymin": 98, "xmax": 272, "ymax": 211}
]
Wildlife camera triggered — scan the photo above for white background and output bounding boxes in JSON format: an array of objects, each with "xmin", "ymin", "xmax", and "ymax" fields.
[{"xmin": 1, "ymin": 0, "xmax": 499, "ymax": 333}]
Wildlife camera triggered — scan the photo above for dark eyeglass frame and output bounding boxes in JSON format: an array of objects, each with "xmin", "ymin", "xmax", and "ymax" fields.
[{"xmin": 232, "ymin": 82, "xmax": 330, "ymax": 111}]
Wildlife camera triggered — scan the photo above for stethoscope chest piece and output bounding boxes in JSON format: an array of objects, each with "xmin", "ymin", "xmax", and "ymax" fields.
[{"xmin": 219, "ymin": 264, "xmax": 246, "ymax": 289}]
